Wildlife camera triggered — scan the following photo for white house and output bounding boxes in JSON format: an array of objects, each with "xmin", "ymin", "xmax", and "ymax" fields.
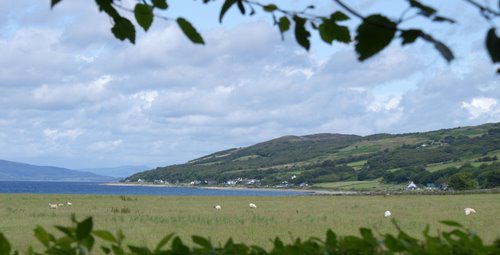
[{"xmin": 406, "ymin": 181, "xmax": 418, "ymax": 190}]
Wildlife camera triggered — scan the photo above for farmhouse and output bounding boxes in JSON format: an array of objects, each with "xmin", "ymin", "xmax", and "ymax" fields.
[{"xmin": 406, "ymin": 181, "xmax": 418, "ymax": 190}]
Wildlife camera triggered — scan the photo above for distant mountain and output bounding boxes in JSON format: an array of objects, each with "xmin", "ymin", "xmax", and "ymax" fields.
[
  {"xmin": 126, "ymin": 122, "xmax": 500, "ymax": 189},
  {"xmin": 78, "ymin": 165, "xmax": 150, "ymax": 178},
  {"xmin": 0, "ymin": 160, "xmax": 117, "ymax": 182}
]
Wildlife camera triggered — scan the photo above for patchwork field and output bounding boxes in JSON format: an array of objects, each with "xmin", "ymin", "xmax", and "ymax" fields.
[{"xmin": 0, "ymin": 193, "xmax": 499, "ymax": 252}]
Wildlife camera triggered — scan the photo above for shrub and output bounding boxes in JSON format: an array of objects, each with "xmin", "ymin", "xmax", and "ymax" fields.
[{"xmin": 0, "ymin": 216, "xmax": 498, "ymax": 254}]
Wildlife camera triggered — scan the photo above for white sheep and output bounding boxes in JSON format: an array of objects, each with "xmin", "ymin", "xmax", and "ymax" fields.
[
  {"xmin": 464, "ymin": 208, "xmax": 476, "ymax": 216},
  {"xmin": 48, "ymin": 203, "xmax": 58, "ymax": 209},
  {"xmin": 249, "ymin": 203, "xmax": 257, "ymax": 209},
  {"xmin": 58, "ymin": 203, "xmax": 64, "ymax": 207},
  {"xmin": 214, "ymin": 205, "xmax": 221, "ymax": 210},
  {"xmin": 66, "ymin": 202, "xmax": 72, "ymax": 206},
  {"xmin": 384, "ymin": 210, "xmax": 392, "ymax": 217}
]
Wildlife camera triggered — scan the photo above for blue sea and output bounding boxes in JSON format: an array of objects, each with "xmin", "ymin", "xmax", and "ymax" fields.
[{"xmin": 0, "ymin": 181, "xmax": 306, "ymax": 196}]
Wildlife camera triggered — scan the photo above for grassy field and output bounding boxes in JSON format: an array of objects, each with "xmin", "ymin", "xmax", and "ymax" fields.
[
  {"xmin": 0, "ymin": 193, "xmax": 499, "ymax": 252},
  {"xmin": 312, "ymin": 179, "xmax": 403, "ymax": 191}
]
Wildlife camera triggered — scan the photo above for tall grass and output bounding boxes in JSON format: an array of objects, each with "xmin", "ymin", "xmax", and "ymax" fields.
[{"xmin": 0, "ymin": 194, "xmax": 498, "ymax": 251}]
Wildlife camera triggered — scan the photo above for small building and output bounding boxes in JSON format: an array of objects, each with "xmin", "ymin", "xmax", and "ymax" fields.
[{"xmin": 406, "ymin": 181, "xmax": 418, "ymax": 190}]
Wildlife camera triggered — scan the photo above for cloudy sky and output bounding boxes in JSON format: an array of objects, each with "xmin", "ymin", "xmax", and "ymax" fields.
[{"xmin": 0, "ymin": 0, "xmax": 498, "ymax": 170}]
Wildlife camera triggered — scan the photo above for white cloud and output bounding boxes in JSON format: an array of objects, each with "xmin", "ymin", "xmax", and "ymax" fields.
[
  {"xmin": 88, "ymin": 140, "xmax": 123, "ymax": 153},
  {"xmin": 43, "ymin": 128, "xmax": 83, "ymax": 141},
  {"xmin": 462, "ymin": 97, "xmax": 498, "ymax": 119},
  {"xmin": 0, "ymin": 1, "xmax": 498, "ymax": 169}
]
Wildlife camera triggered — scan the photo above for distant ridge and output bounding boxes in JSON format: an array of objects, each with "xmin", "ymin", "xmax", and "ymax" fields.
[{"xmin": 0, "ymin": 160, "xmax": 117, "ymax": 182}]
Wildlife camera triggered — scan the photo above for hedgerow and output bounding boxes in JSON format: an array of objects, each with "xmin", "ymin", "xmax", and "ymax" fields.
[{"xmin": 0, "ymin": 216, "xmax": 498, "ymax": 254}]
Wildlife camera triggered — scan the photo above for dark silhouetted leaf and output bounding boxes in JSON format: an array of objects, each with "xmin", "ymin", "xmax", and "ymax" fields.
[
  {"xmin": 486, "ymin": 28, "xmax": 500, "ymax": 63},
  {"xmin": 293, "ymin": 16, "xmax": 311, "ymax": 50},
  {"xmin": 134, "ymin": 3, "xmax": 154, "ymax": 31},
  {"xmin": 409, "ymin": 0, "xmax": 436, "ymax": 17},
  {"xmin": 219, "ymin": 0, "xmax": 237, "ymax": 23},
  {"xmin": 111, "ymin": 17, "xmax": 136, "ymax": 44},
  {"xmin": 330, "ymin": 11, "xmax": 349, "ymax": 22},
  {"xmin": 237, "ymin": 0, "xmax": 245, "ymax": 15},
  {"xmin": 433, "ymin": 16, "xmax": 455, "ymax": 23},
  {"xmin": 263, "ymin": 4, "xmax": 278, "ymax": 12},
  {"xmin": 177, "ymin": 18, "xmax": 205, "ymax": 44},
  {"xmin": 278, "ymin": 16, "xmax": 290, "ymax": 33},
  {"xmin": 152, "ymin": 0, "xmax": 168, "ymax": 10},
  {"xmin": 51, "ymin": 0, "xmax": 63, "ymax": 8},
  {"xmin": 401, "ymin": 29, "xmax": 423, "ymax": 45},
  {"xmin": 355, "ymin": 14, "xmax": 396, "ymax": 61}
]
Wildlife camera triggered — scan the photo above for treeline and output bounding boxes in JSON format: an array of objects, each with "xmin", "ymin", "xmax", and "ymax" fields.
[{"xmin": 383, "ymin": 162, "xmax": 500, "ymax": 190}]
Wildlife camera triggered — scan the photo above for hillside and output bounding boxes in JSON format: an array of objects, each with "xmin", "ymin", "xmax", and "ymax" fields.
[
  {"xmin": 0, "ymin": 160, "xmax": 117, "ymax": 182},
  {"xmin": 125, "ymin": 123, "xmax": 500, "ymax": 190}
]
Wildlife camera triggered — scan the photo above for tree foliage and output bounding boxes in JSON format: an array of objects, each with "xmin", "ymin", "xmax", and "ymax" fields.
[
  {"xmin": 50, "ymin": 0, "xmax": 500, "ymax": 72},
  {"xmin": 1, "ymin": 216, "xmax": 499, "ymax": 254}
]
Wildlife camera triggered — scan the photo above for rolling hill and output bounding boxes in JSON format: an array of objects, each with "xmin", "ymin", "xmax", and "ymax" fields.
[
  {"xmin": 125, "ymin": 122, "xmax": 500, "ymax": 190},
  {"xmin": 0, "ymin": 160, "xmax": 117, "ymax": 182}
]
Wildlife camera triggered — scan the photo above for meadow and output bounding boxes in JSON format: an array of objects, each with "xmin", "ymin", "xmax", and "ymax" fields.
[{"xmin": 0, "ymin": 193, "xmax": 499, "ymax": 252}]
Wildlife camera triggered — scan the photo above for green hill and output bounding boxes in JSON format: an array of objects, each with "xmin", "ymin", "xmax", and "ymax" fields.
[{"xmin": 125, "ymin": 123, "xmax": 500, "ymax": 190}]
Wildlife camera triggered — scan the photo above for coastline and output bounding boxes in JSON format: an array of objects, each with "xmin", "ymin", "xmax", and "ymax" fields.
[{"xmin": 100, "ymin": 182, "xmax": 357, "ymax": 195}]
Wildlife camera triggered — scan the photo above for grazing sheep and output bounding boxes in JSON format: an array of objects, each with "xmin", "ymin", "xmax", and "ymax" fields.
[
  {"xmin": 464, "ymin": 208, "xmax": 476, "ymax": 216},
  {"xmin": 66, "ymin": 202, "xmax": 72, "ymax": 206},
  {"xmin": 48, "ymin": 203, "xmax": 58, "ymax": 209},
  {"xmin": 249, "ymin": 203, "xmax": 257, "ymax": 209},
  {"xmin": 58, "ymin": 203, "xmax": 64, "ymax": 207},
  {"xmin": 384, "ymin": 210, "xmax": 392, "ymax": 217},
  {"xmin": 214, "ymin": 205, "xmax": 222, "ymax": 210}
]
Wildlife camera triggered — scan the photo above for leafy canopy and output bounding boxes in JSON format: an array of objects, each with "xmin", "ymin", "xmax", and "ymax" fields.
[{"xmin": 51, "ymin": 0, "xmax": 499, "ymax": 72}]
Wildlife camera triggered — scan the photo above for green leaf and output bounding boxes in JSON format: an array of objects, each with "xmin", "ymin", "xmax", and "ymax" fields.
[
  {"xmin": 152, "ymin": 0, "xmax": 168, "ymax": 10},
  {"xmin": 192, "ymin": 235, "xmax": 212, "ymax": 249},
  {"xmin": 111, "ymin": 17, "xmax": 136, "ymax": 44},
  {"xmin": 293, "ymin": 16, "xmax": 311, "ymax": 50},
  {"xmin": 177, "ymin": 18, "xmax": 205, "ymax": 44},
  {"xmin": 34, "ymin": 226, "xmax": 52, "ymax": 248},
  {"xmin": 219, "ymin": 0, "xmax": 237, "ymax": 23},
  {"xmin": 439, "ymin": 220, "xmax": 463, "ymax": 228},
  {"xmin": 400, "ymin": 29, "xmax": 423, "ymax": 45},
  {"xmin": 319, "ymin": 20, "xmax": 350, "ymax": 44},
  {"xmin": 155, "ymin": 233, "xmax": 174, "ymax": 251},
  {"xmin": 55, "ymin": 226, "xmax": 75, "ymax": 237},
  {"xmin": 128, "ymin": 245, "xmax": 153, "ymax": 255},
  {"xmin": 486, "ymin": 28, "xmax": 500, "ymax": 63},
  {"xmin": 355, "ymin": 14, "xmax": 396, "ymax": 61},
  {"xmin": 134, "ymin": 3, "xmax": 154, "ymax": 31},
  {"xmin": 278, "ymin": 16, "xmax": 290, "ymax": 33},
  {"xmin": 0, "ymin": 233, "xmax": 11, "ymax": 255},
  {"xmin": 94, "ymin": 230, "xmax": 118, "ymax": 243},
  {"xmin": 51, "ymin": 0, "xmax": 63, "ymax": 9},
  {"xmin": 76, "ymin": 217, "xmax": 93, "ymax": 241},
  {"xmin": 330, "ymin": 11, "xmax": 349, "ymax": 22},
  {"xmin": 263, "ymin": 4, "xmax": 278, "ymax": 12}
]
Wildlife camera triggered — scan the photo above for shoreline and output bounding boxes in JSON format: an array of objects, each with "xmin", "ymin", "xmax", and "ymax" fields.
[{"xmin": 101, "ymin": 182, "xmax": 357, "ymax": 195}]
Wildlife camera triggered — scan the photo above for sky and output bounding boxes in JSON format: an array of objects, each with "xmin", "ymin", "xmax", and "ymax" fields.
[{"xmin": 0, "ymin": 0, "xmax": 499, "ymax": 170}]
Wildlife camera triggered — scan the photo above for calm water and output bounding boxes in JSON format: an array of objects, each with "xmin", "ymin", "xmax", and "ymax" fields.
[{"xmin": 0, "ymin": 181, "xmax": 306, "ymax": 196}]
